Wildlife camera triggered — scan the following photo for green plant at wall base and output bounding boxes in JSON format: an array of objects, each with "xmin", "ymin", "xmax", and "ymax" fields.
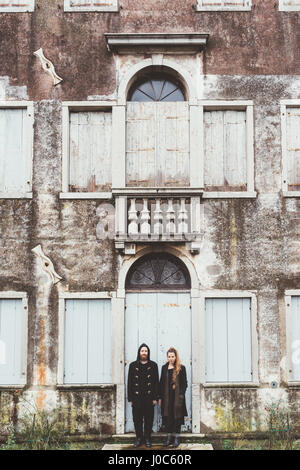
[
  {"xmin": 0, "ymin": 392, "xmax": 70, "ymax": 450},
  {"xmin": 222, "ymin": 439, "xmax": 234, "ymax": 450},
  {"xmin": 18, "ymin": 408, "xmax": 70, "ymax": 450},
  {"xmin": 264, "ymin": 401, "xmax": 294, "ymax": 450},
  {"xmin": 1, "ymin": 428, "xmax": 18, "ymax": 450},
  {"xmin": 215, "ymin": 405, "xmax": 252, "ymax": 432}
]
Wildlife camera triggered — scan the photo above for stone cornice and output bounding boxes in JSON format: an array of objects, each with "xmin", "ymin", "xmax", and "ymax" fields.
[{"xmin": 105, "ymin": 33, "xmax": 209, "ymax": 54}]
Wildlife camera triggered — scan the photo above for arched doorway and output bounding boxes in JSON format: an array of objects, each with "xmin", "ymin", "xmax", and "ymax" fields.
[{"xmin": 125, "ymin": 253, "xmax": 192, "ymax": 433}]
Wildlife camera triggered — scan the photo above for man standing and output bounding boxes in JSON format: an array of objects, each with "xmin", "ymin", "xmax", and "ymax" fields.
[{"xmin": 128, "ymin": 343, "xmax": 159, "ymax": 448}]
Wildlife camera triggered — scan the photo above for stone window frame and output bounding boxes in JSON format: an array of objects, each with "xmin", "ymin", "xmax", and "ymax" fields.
[
  {"xmin": 0, "ymin": 1, "xmax": 34, "ymax": 12},
  {"xmin": 0, "ymin": 101, "xmax": 34, "ymax": 200},
  {"xmin": 0, "ymin": 291, "xmax": 28, "ymax": 389},
  {"xmin": 199, "ymin": 100, "xmax": 256, "ymax": 199},
  {"xmin": 285, "ymin": 290, "xmax": 300, "ymax": 385},
  {"xmin": 57, "ymin": 291, "xmax": 119, "ymax": 387},
  {"xmin": 60, "ymin": 101, "xmax": 117, "ymax": 200},
  {"xmin": 279, "ymin": 0, "xmax": 300, "ymax": 11},
  {"xmin": 199, "ymin": 290, "xmax": 259, "ymax": 387},
  {"xmin": 196, "ymin": 0, "xmax": 252, "ymax": 11},
  {"xmin": 64, "ymin": 0, "xmax": 118, "ymax": 12},
  {"xmin": 281, "ymin": 99, "xmax": 300, "ymax": 197}
]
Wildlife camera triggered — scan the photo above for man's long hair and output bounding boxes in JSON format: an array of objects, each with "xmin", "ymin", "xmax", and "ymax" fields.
[{"xmin": 167, "ymin": 347, "xmax": 181, "ymax": 390}]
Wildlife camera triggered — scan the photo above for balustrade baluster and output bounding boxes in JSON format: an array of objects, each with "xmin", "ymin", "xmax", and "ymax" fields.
[
  {"xmin": 140, "ymin": 198, "xmax": 151, "ymax": 235},
  {"xmin": 166, "ymin": 198, "xmax": 176, "ymax": 235},
  {"xmin": 153, "ymin": 199, "xmax": 163, "ymax": 235},
  {"xmin": 128, "ymin": 198, "xmax": 139, "ymax": 235},
  {"xmin": 178, "ymin": 198, "xmax": 188, "ymax": 235}
]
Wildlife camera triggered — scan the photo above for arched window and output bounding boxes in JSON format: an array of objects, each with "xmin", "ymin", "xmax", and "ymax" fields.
[
  {"xmin": 126, "ymin": 253, "xmax": 191, "ymax": 290},
  {"xmin": 128, "ymin": 74, "xmax": 185, "ymax": 102},
  {"xmin": 126, "ymin": 69, "xmax": 190, "ymax": 187}
]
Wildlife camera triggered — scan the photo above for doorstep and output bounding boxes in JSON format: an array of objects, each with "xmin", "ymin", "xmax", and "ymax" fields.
[{"xmin": 102, "ymin": 443, "xmax": 213, "ymax": 450}]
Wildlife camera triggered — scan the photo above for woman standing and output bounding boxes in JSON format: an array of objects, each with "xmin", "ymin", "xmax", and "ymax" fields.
[{"xmin": 158, "ymin": 347, "xmax": 188, "ymax": 448}]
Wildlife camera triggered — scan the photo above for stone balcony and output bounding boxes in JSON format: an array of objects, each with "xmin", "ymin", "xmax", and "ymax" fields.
[{"xmin": 113, "ymin": 190, "xmax": 203, "ymax": 254}]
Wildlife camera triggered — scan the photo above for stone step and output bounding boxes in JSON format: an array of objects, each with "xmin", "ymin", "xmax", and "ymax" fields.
[
  {"xmin": 109, "ymin": 433, "xmax": 210, "ymax": 445},
  {"xmin": 103, "ymin": 443, "xmax": 213, "ymax": 451}
]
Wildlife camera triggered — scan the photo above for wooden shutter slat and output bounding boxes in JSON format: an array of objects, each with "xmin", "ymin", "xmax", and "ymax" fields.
[
  {"xmin": 205, "ymin": 298, "xmax": 228, "ymax": 382},
  {"xmin": 126, "ymin": 102, "xmax": 156, "ymax": 186},
  {"xmin": 227, "ymin": 298, "xmax": 252, "ymax": 382},
  {"xmin": 87, "ymin": 299, "xmax": 111, "ymax": 384},
  {"xmin": 157, "ymin": 102, "xmax": 189, "ymax": 186},
  {"xmin": 64, "ymin": 299, "xmax": 88, "ymax": 384}
]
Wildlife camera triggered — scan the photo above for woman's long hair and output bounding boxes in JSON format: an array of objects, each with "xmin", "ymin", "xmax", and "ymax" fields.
[{"xmin": 167, "ymin": 347, "xmax": 181, "ymax": 390}]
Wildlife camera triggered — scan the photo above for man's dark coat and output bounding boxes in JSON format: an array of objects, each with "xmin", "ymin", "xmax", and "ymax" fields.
[{"xmin": 127, "ymin": 343, "xmax": 159, "ymax": 403}]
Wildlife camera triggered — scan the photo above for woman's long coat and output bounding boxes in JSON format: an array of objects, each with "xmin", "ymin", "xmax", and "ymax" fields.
[{"xmin": 159, "ymin": 363, "xmax": 188, "ymax": 421}]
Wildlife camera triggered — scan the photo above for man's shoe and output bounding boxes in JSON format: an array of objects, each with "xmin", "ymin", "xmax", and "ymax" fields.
[
  {"xmin": 173, "ymin": 437, "xmax": 180, "ymax": 448},
  {"xmin": 134, "ymin": 438, "xmax": 142, "ymax": 448},
  {"xmin": 163, "ymin": 435, "xmax": 173, "ymax": 447},
  {"xmin": 145, "ymin": 439, "xmax": 152, "ymax": 448}
]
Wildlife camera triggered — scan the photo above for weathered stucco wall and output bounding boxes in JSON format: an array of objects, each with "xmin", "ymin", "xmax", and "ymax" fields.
[
  {"xmin": 0, "ymin": 0, "xmax": 299, "ymax": 102},
  {"xmin": 0, "ymin": 0, "xmax": 300, "ymax": 436}
]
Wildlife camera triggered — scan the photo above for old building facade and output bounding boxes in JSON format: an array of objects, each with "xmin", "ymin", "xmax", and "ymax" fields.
[{"xmin": 0, "ymin": 0, "xmax": 300, "ymax": 437}]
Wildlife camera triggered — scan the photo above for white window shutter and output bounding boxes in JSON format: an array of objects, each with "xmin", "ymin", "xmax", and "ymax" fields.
[
  {"xmin": 204, "ymin": 109, "xmax": 247, "ymax": 190},
  {"xmin": 205, "ymin": 298, "xmax": 228, "ymax": 382},
  {"xmin": 157, "ymin": 102, "xmax": 190, "ymax": 186},
  {"xmin": 279, "ymin": 0, "xmax": 300, "ymax": 10},
  {"xmin": 286, "ymin": 108, "xmax": 300, "ymax": 191},
  {"xmin": 69, "ymin": 110, "xmax": 112, "ymax": 192},
  {"xmin": 291, "ymin": 296, "xmax": 300, "ymax": 381},
  {"xmin": 64, "ymin": 299, "xmax": 111, "ymax": 384},
  {"xmin": 126, "ymin": 102, "xmax": 156, "ymax": 187},
  {"xmin": 197, "ymin": 0, "xmax": 251, "ymax": 10},
  {"xmin": 0, "ymin": 300, "xmax": 23, "ymax": 385},
  {"xmin": 205, "ymin": 298, "xmax": 252, "ymax": 383},
  {"xmin": 227, "ymin": 298, "xmax": 252, "ymax": 382},
  {"xmin": 0, "ymin": 0, "xmax": 34, "ymax": 11},
  {"xmin": 65, "ymin": 0, "xmax": 118, "ymax": 11},
  {"xmin": 126, "ymin": 102, "xmax": 189, "ymax": 187},
  {"xmin": 0, "ymin": 109, "xmax": 28, "ymax": 193}
]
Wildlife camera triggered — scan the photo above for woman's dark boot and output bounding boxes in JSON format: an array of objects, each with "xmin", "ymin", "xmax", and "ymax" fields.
[
  {"xmin": 173, "ymin": 435, "xmax": 180, "ymax": 448},
  {"xmin": 163, "ymin": 434, "xmax": 173, "ymax": 447}
]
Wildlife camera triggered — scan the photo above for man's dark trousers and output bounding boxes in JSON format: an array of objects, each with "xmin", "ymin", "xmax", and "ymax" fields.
[{"xmin": 132, "ymin": 397, "xmax": 154, "ymax": 440}]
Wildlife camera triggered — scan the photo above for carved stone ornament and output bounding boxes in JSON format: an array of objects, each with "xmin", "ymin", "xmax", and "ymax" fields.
[
  {"xmin": 32, "ymin": 244, "xmax": 62, "ymax": 284},
  {"xmin": 33, "ymin": 48, "xmax": 63, "ymax": 86}
]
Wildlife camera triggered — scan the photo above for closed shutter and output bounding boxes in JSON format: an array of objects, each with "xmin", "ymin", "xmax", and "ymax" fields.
[
  {"xmin": 126, "ymin": 102, "xmax": 189, "ymax": 187},
  {"xmin": 280, "ymin": 0, "xmax": 300, "ymax": 9},
  {"xmin": 286, "ymin": 108, "xmax": 300, "ymax": 191},
  {"xmin": 204, "ymin": 110, "xmax": 247, "ymax": 191},
  {"xmin": 67, "ymin": 0, "xmax": 117, "ymax": 9},
  {"xmin": 126, "ymin": 102, "xmax": 156, "ymax": 187},
  {"xmin": 0, "ymin": 0, "xmax": 34, "ymax": 9},
  {"xmin": 0, "ymin": 109, "xmax": 28, "ymax": 193},
  {"xmin": 157, "ymin": 102, "xmax": 190, "ymax": 186},
  {"xmin": 205, "ymin": 298, "xmax": 252, "ymax": 382},
  {"xmin": 64, "ymin": 299, "xmax": 111, "ymax": 384},
  {"xmin": 291, "ymin": 296, "xmax": 300, "ymax": 380},
  {"xmin": 69, "ymin": 110, "xmax": 112, "ymax": 192},
  {"xmin": 197, "ymin": 0, "xmax": 250, "ymax": 9},
  {"xmin": 0, "ymin": 299, "xmax": 23, "ymax": 385}
]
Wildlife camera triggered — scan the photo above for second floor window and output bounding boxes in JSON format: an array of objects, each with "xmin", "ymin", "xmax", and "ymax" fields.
[
  {"xmin": 0, "ymin": 0, "xmax": 34, "ymax": 11},
  {"xmin": 126, "ymin": 73, "xmax": 190, "ymax": 188},
  {"xmin": 64, "ymin": 0, "xmax": 118, "ymax": 12},
  {"xmin": 0, "ymin": 104, "xmax": 33, "ymax": 197}
]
